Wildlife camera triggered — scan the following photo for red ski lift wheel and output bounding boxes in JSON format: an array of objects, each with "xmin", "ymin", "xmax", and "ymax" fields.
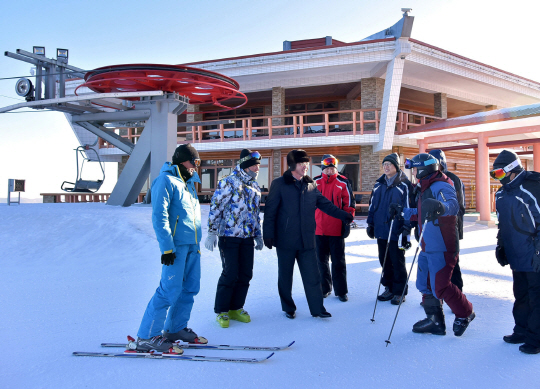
[{"xmin": 75, "ymin": 64, "xmax": 247, "ymax": 114}]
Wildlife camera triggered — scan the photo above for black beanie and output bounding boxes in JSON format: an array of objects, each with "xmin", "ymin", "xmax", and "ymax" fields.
[
  {"xmin": 287, "ymin": 149, "xmax": 310, "ymax": 169},
  {"xmin": 382, "ymin": 153, "xmax": 400, "ymax": 171},
  {"xmin": 172, "ymin": 143, "xmax": 199, "ymax": 166},
  {"xmin": 493, "ymin": 150, "xmax": 522, "ymax": 172},
  {"xmin": 239, "ymin": 149, "xmax": 261, "ymax": 170}
]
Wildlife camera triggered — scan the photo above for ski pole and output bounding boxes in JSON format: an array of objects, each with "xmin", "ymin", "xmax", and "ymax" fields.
[
  {"xmin": 370, "ymin": 218, "xmax": 395, "ymax": 323},
  {"xmin": 385, "ymin": 219, "xmax": 428, "ymax": 346}
]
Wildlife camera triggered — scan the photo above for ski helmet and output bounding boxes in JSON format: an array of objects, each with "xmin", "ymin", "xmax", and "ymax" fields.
[
  {"xmin": 429, "ymin": 149, "xmax": 447, "ymax": 172},
  {"xmin": 405, "ymin": 153, "xmax": 439, "ymax": 179}
]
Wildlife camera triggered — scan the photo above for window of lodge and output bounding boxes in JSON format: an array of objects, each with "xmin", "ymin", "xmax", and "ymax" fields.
[{"xmin": 199, "ymin": 158, "xmax": 270, "ymax": 193}]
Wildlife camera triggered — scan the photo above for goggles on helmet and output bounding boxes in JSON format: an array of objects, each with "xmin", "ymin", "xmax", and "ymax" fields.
[
  {"xmin": 322, "ymin": 157, "xmax": 339, "ymax": 167},
  {"xmin": 238, "ymin": 151, "xmax": 261, "ymax": 165},
  {"xmin": 404, "ymin": 157, "xmax": 437, "ymax": 170},
  {"xmin": 490, "ymin": 159, "xmax": 521, "ymax": 180}
]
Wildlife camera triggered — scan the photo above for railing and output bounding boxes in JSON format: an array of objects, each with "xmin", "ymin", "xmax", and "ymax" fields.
[
  {"xmin": 98, "ymin": 109, "xmax": 439, "ymax": 148},
  {"xmin": 40, "ymin": 193, "xmax": 146, "ymax": 203}
]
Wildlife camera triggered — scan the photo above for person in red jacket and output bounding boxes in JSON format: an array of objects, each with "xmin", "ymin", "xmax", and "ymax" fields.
[{"xmin": 314, "ymin": 155, "xmax": 356, "ymax": 302}]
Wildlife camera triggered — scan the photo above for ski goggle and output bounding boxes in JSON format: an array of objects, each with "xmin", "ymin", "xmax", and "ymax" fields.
[
  {"xmin": 322, "ymin": 157, "xmax": 338, "ymax": 167},
  {"xmin": 238, "ymin": 151, "xmax": 261, "ymax": 165},
  {"xmin": 404, "ymin": 157, "xmax": 436, "ymax": 169},
  {"xmin": 191, "ymin": 158, "xmax": 201, "ymax": 167},
  {"xmin": 490, "ymin": 159, "xmax": 521, "ymax": 180}
]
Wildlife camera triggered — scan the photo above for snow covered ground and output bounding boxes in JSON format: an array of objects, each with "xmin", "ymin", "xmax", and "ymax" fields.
[{"xmin": 0, "ymin": 203, "xmax": 535, "ymax": 388}]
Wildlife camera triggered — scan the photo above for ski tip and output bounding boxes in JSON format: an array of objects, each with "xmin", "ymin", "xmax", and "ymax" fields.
[
  {"xmin": 266, "ymin": 352, "xmax": 275, "ymax": 359},
  {"xmin": 127, "ymin": 335, "xmax": 135, "ymax": 342},
  {"xmin": 287, "ymin": 341, "xmax": 295, "ymax": 347}
]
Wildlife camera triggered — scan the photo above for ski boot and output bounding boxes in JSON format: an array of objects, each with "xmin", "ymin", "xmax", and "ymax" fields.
[
  {"xmin": 228, "ymin": 308, "xmax": 251, "ymax": 323},
  {"xmin": 127, "ymin": 335, "xmax": 184, "ymax": 354},
  {"xmin": 519, "ymin": 344, "xmax": 540, "ymax": 354},
  {"xmin": 217, "ymin": 312, "xmax": 230, "ymax": 328},
  {"xmin": 391, "ymin": 294, "xmax": 405, "ymax": 305},
  {"xmin": 164, "ymin": 327, "xmax": 208, "ymax": 344},
  {"xmin": 453, "ymin": 311, "xmax": 475, "ymax": 336},
  {"xmin": 503, "ymin": 333, "xmax": 526, "ymax": 344},
  {"xmin": 412, "ymin": 295, "xmax": 446, "ymax": 335}
]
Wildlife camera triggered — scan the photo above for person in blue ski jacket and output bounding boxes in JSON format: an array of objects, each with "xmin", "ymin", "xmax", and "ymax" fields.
[
  {"xmin": 389, "ymin": 153, "xmax": 475, "ymax": 337},
  {"xmin": 134, "ymin": 143, "xmax": 207, "ymax": 353},
  {"xmin": 492, "ymin": 150, "xmax": 540, "ymax": 354},
  {"xmin": 367, "ymin": 153, "xmax": 413, "ymax": 305}
]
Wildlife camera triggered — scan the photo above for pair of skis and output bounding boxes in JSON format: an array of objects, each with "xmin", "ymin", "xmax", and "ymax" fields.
[{"xmin": 73, "ymin": 337, "xmax": 295, "ymax": 363}]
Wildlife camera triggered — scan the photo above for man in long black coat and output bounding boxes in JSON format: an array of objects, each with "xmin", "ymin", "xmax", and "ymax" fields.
[{"xmin": 263, "ymin": 150, "xmax": 353, "ymax": 319}]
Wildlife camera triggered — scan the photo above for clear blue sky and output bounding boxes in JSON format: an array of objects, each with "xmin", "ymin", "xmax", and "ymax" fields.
[{"xmin": 0, "ymin": 0, "xmax": 538, "ymax": 200}]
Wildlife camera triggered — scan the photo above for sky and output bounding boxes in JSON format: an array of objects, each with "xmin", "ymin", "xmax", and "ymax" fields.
[{"xmin": 0, "ymin": 0, "xmax": 539, "ymax": 200}]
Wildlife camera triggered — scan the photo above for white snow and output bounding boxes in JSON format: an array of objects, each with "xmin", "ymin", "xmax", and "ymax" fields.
[{"xmin": 0, "ymin": 203, "xmax": 535, "ymax": 388}]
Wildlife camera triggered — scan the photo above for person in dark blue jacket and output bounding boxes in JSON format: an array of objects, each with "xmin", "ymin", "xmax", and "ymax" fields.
[
  {"xmin": 367, "ymin": 153, "xmax": 413, "ymax": 305},
  {"xmin": 390, "ymin": 153, "xmax": 475, "ymax": 337},
  {"xmin": 493, "ymin": 150, "xmax": 540, "ymax": 354}
]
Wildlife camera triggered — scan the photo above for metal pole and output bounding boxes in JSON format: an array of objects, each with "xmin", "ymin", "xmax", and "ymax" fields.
[
  {"xmin": 385, "ymin": 219, "xmax": 429, "ymax": 346},
  {"xmin": 35, "ymin": 63, "xmax": 42, "ymax": 100},
  {"xmin": 370, "ymin": 218, "xmax": 395, "ymax": 322}
]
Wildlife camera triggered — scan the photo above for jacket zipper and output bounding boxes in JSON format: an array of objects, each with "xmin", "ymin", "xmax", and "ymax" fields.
[
  {"xmin": 172, "ymin": 215, "xmax": 179, "ymax": 237},
  {"xmin": 177, "ymin": 166, "xmax": 198, "ymax": 246}
]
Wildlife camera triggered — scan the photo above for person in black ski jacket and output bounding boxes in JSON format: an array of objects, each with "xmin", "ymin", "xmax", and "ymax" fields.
[
  {"xmin": 492, "ymin": 150, "xmax": 540, "ymax": 354},
  {"xmin": 430, "ymin": 149, "xmax": 465, "ymax": 291},
  {"xmin": 263, "ymin": 149, "xmax": 354, "ymax": 319}
]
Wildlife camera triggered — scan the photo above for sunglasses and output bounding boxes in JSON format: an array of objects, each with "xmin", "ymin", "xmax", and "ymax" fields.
[
  {"xmin": 322, "ymin": 157, "xmax": 338, "ymax": 166},
  {"xmin": 238, "ymin": 151, "xmax": 261, "ymax": 165},
  {"xmin": 490, "ymin": 159, "xmax": 521, "ymax": 180}
]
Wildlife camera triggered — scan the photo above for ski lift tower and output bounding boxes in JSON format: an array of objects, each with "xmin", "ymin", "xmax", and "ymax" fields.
[{"xmin": 1, "ymin": 49, "xmax": 246, "ymax": 206}]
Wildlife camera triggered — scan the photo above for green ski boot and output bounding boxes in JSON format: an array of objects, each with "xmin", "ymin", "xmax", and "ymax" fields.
[
  {"xmin": 228, "ymin": 309, "xmax": 251, "ymax": 323},
  {"xmin": 216, "ymin": 313, "xmax": 229, "ymax": 328}
]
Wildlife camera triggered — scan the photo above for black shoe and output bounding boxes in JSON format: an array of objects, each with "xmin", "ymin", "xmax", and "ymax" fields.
[
  {"xmin": 377, "ymin": 287, "xmax": 394, "ymax": 302},
  {"xmin": 519, "ymin": 343, "xmax": 540, "ymax": 354},
  {"xmin": 453, "ymin": 311, "xmax": 475, "ymax": 337},
  {"xmin": 503, "ymin": 333, "xmax": 526, "ymax": 344},
  {"xmin": 412, "ymin": 317, "xmax": 446, "ymax": 335},
  {"xmin": 337, "ymin": 294, "xmax": 348, "ymax": 302},
  {"xmin": 284, "ymin": 311, "xmax": 296, "ymax": 319},
  {"xmin": 313, "ymin": 311, "xmax": 332, "ymax": 318},
  {"xmin": 391, "ymin": 295, "xmax": 405, "ymax": 305},
  {"xmin": 323, "ymin": 292, "xmax": 331, "ymax": 298}
]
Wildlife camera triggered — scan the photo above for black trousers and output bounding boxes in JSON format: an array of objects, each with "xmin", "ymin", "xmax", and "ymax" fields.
[
  {"xmin": 316, "ymin": 235, "xmax": 348, "ymax": 296},
  {"xmin": 377, "ymin": 238, "xmax": 408, "ymax": 296},
  {"xmin": 276, "ymin": 247, "xmax": 325, "ymax": 316},
  {"xmin": 451, "ymin": 258, "xmax": 463, "ymax": 291},
  {"xmin": 214, "ymin": 237, "xmax": 254, "ymax": 314},
  {"xmin": 512, "ymin": 270, "xmax": 540, "ymax": 347}
]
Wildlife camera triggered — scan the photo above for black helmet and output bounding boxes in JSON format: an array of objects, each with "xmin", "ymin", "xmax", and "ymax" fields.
[
  {"xmin": 405, "ymin": 153, "xmax": 439, "ymax": 179},
  {"xmin": 428, "ymin": 149, "xmax": 447, "ymax": 172}
]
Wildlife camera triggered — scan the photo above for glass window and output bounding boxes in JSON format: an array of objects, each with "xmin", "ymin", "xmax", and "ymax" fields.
[
  {"xmin": 307, "ymin": 103, "xmax": 323, "ymax": 111},
  {"xmin": 324, "ymin": 102, "xmax": 338, "ymax": 110},
  {"xmin": 258, "ymin": 167, "xmax": 269, "ymax": 192},
  {"xmin": 339, "ymin": 164, "xmax": 359, "ymax": 191},
  {"xmin": 311, "ymin": 164, "xmax": 322, "ymax": 178},
  {"xmin": 336, "ymin": 155, "xmax": 360, "ymax": 163},
  {"xmin": 201, "ymin": 160, "xmax": 215, "ymax": 167},
  {"xmin": 201, "ymin": 169, "xmax": 215, "ymax": 189},
  {"xmin": 217, "ymin": 167, "xmax": 232, "ymax": 182}
]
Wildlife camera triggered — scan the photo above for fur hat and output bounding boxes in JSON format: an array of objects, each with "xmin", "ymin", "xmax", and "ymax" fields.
[{"xmin": 287, "ymin": 149, "xmax": 310, "ymax": 169}]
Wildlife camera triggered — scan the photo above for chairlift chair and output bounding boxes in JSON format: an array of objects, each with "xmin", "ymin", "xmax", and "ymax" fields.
[{"xmin": 61, "ymin": 146, "xmax": 105, "ymax": 193}]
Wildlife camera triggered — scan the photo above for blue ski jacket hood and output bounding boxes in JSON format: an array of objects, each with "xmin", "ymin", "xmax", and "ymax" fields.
[{"xmin": 151, "ymin": 162, "xmax": 202, "ymax": 254}]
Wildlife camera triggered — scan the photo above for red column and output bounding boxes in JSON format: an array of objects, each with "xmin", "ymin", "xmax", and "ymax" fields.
[
  {"xmin": 534, "ymin": 143, "xmax": 540, "ymax": 172},
  {"xmin": 477, "ymin": 134, "xmax": 491, "ymax": 222},
  {"xmin": 418, "ymin": 140, "xmax": 427, "ymax": 154}
]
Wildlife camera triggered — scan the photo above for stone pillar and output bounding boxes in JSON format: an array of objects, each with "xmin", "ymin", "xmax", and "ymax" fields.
[
  {"xmin": 434, "ymin": 93, "xmax": 448, "ymax": 119},
  {"xmin": 360, "ymin": 145, "xmax": 385, "ymax": 199},
  {"xmin": 186, "ymin": 104, "xmax": 202, "ymax": 141},
  {"xmin": 339, "ymin": 100, "xmax": 361, "ymax": 131},
  {"xmin": 272, "ymin": 87, "xmax": 285, "ymax": 135},
  {"xmin": 272, "ymin": 150, "xmax": 281, "ymax": 183},
  {"xmin": 118, "ymin": 155, "xmax": 129, "ymax": 179},
  {"xmin": 361, "ymin": 78, "xmax": 385, "ymax": 130}
]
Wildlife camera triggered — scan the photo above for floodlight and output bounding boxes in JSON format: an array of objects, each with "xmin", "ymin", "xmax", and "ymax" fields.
[
  {"xmin": 401, "ymin": 8, "xmax": 412, "ymax": 15},
  {"xmin": 15, "ymin": 78, "xmax": 34, "ymax": 99},
  {"xmin": 33, "ymin": 46, "xmax": 45, "ymax": 56},
  {"xmin": 57, "ymin": 48, "xmax": 68, "ymax": 59}
]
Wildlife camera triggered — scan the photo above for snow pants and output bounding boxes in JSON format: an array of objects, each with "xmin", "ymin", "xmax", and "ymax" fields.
[
  {"xmin": 137, "ymin": 244, "xmax": 201, "ymax": 339},
  {"xmin": 513, "ymin": 270, "xmax": 540, "ymax": 347},
  {"xmin": 416, "ymin": 251, "xmax": 473, "ymax": 319},
  {"xmin": 276, "ymin": 247, "xmax": 325, "ymax": 316},
  {"xmin": 214, "ymin": 236, "xmax": 254, "ymax": 313},
  {"xmin": 316, "ymin": 235, "xmax": 348, "ymax": 297},
  {"xmin": 377, "ymin": 238, "xmax": 408, "ymax": 296}
]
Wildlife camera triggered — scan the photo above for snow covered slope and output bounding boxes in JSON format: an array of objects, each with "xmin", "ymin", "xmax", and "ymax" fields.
[{"xmin": 0, "ymin": 203, "xmax": 534, "ymax": 388}]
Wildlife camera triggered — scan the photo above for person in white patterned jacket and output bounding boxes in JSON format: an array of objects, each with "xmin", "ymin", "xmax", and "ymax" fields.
[{"xmin": 205, "ymin": 149, "xmax": 264, "ymax": 328}]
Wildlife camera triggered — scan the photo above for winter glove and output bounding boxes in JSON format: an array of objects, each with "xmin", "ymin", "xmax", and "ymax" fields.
[
  {"xmin": 205, "ymin": 231, "xmax": 218, "ymax": 252},
  {"xmin": 343, "ymin": 212, "xmax": 354, "ymax": 224},
  {"xmin": 388, "ymin": 203, "xmax": 404, "ymax": 220},
  {"xmin": 366, "ymin": 224, "xmax": 375, "ymax": 239},
  {"xmin": 255, "ymin": 237, "xmax": 264, "ymax": 251},
  {"xmin": 495, "ymin": 245, "xmax": 508, "ymax": 267},
  {"xmin": 422, "ymin": 198, "xmax": 445, "ymax": 222},
  {"xmin": 400, "ymin": 234, "xmax": 412, "ymax": 251},
  {"xmin": 414, "ymin": 226, "xmax": 419, "ymax": 242},
  {"xmin": 398, "ymin": 225, "xmax": 411, "ymax": 236},
  {"xmin": 161, "ymin": 252, "xmax": 176, "ymax": 266},
  {"xmin": 264, "ymin": 238, "xmax": 274, "ymax": 250},
  {"xmin": 341, "ymin": 222, "xmax": 351, "ymax": 239}
]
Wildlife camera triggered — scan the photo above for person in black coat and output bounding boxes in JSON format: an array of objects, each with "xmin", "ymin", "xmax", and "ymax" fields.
[{"xmin": 263, "ymin": 149, "xmax": 354, "ymax": 319}]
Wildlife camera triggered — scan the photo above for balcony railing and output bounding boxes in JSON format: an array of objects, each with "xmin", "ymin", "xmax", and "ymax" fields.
[{"xmin": 98, "ymin": 109, "xmax": 439, "ymax": 148}]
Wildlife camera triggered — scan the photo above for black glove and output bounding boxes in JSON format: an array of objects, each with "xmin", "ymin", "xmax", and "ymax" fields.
[
  {"xmin": 495, "ymin": 245, "xmax": 508, "ymax": 267},
  {"xmin": 388, "ymin": 203, "xmax": 404, "ymax": 220},
  {"xmin": 422, "ymin": 198, "xmax": 444, "ymax": 222},
  {"xmin": 343, "ymin": 213, "xmax": 354, "ymax": 224},
  {"xmin": 366, "ymin": 224, "xmax": 375, "ymax": 239},
  {"xmin": 264, "ymin": 238, "xmax": 274, "ymax": 250},
  {"xmin": 400, "ymin": 234, "xmax": 412, "ymax": 251},
  {"xmin": 161, "ymin": 252, "xmax": 176, "ymax": 266},
  {"xmin": 398, "ymin": 225, "xmax": 411, "ymax": 235},
  {"xmin": 414, "ymin": 226, "xmax": 419, "ymax": 242}
]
